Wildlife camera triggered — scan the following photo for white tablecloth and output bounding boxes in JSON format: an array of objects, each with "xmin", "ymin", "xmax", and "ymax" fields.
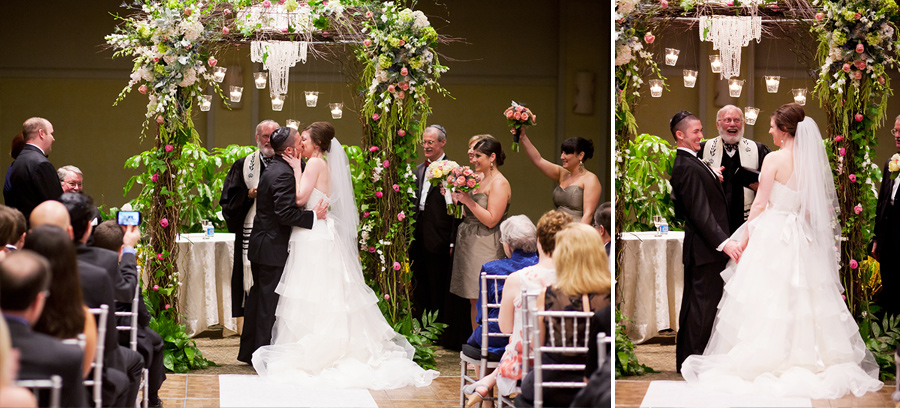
[
  {"xmin": 175, "ymin": 233, "xmax": 238, "ymax": 337},
  {"xmin": 617, "ymin": 231, "xmax": 685, "ymax": 344}
]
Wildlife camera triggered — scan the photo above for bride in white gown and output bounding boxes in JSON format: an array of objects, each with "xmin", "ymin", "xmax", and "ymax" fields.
[
  {"xmin": 252, "ymin": 122, "xmax": 439, "ymax": 389},
  {"xmin": 681, "ymin": 104, "xmax": 883, "ymax": 399}
]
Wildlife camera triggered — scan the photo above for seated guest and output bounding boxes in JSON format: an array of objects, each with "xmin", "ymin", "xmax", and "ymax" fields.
[
  {"xmin": 0, "ymin": 317, "xmax": 37, "ymax": 408},
  {"xmin": 1, "ymin": 251, "xmax": 88, "ymax": 408},
  {"xmin": 0, "ymin": 206, "xmax": 26, "ymax": 255},
  {"xmin": 57, "ymin": 165, "xmax": 83, "ymax": 194},
  {"xmin": 594, "ymin": 202, "xmax": 611, "ymax": 256},
  {"xmin": 24, "ymin": 226, "xmax": 99, "ymax": 378},
  {"xmin": 515, "ymin": 223, "xmax": 611, "ymax": 408},
  {"xmin": 464, "ymin": 210, "xmax": 572, "ymax": 407},
  {"xmin": 93, "ymin": 220, "xmax": 166, "ymax": 407},
  {"xmin": 570, "ymin": 305, "xmax": 612, "ymax": 408},
  {"xmin": 465, "ymin": 215, "xmax": 538, "ymax": 361}
]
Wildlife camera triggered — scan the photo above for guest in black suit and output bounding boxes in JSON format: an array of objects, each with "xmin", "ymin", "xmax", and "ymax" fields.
[
  {"xmin": 411, "ymin": 124, "xmax": 458, "ymax": 319},
  {"xmin": 237, "ymin": 126, "xmax": 327, "ymax": 363},
  {"xmin": 874, "ymin": 115, "xmax": 900, "ymax": 317},
  {"xmin": 220, "ymin": 120, "xmax": 279, "ymax": 318},
  {"xmin": 1, "ymin": 251, "xmax": 88, "ymax": 408},
  {"xmin": 668, "ymin": 111, "xmax": 742, "ymax": 373},
  {"xmin": 593, "ymin": 202, "xmax": 611, "ymax": 256},
  {"xmin": 3, "ymin": 118, "xmax": 64, "ymax": 222}
]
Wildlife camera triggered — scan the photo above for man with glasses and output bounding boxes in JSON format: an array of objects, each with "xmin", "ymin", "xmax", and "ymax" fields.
[
  {"xmin": 220, "ymin": 120, "xmax": 279, "ymax": 321},
  {"xmin": 699, "ymin": 105, "xmax": 771, "ymax": 234},
  {"xmin": 874, "ymin": 116, "xmax": 900, "ymax": 317}
]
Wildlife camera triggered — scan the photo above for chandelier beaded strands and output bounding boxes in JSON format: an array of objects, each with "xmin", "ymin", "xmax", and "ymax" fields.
[{"xmin": 699, "ymin": 0, "xmax": 764, "ymax": 79}]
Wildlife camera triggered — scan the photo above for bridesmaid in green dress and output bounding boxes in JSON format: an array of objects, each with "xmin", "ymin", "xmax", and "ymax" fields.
[
  {"xmin": 519, "ymin": 129, "xmax": 602, "ymax": 224},
  {"xmin": 451, "ymin": 137, "xmax": 511, "ymax": 330}
]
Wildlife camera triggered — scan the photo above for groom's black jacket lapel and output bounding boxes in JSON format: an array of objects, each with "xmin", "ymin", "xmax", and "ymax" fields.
[
  {"xmin": 248, "ymin": 155, "xmax": 314, "ymax": 267},
  {"xmin": 671, "ymin": 149, "xmax": 730, "ymax": 267}
]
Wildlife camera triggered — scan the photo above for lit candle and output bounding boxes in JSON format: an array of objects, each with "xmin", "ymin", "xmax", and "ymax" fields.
[
  {"xmin": 792, "ymin": 88, "xmax": 807, "ymax": 106},
  {"xmin": 744, "ymin": 107, "xmax": 760, "ymax": 125},
  {"xmin": 683, "ymin": 70, "xmax": 698, "ymax": 88},
  {"xmin": 199, "ymin": 95, "xmax": 212, "ymax": 112},
  {"xmin": 213, "ymin": 67, "xmax": 227, "ymax": 83},
  {"xmin": 709, "ymin": 55, "xmax": 723, "ymax": 73},
  {"xmin": 254, "ymin": 72, "xmax": 267, "ymax": 89},
  {"xmin": 286, "ymin": 119, "xmax": 300, "ymax": 129},
  {"xmin": 665, "ymin": 48, "xmax": 680, "ymax": 66},
  {"xmin": 329, "ymin": 103, "xmax": 343, "ymax": 119},
  {"xmin": 229, "ymin": 86, "xmax": 243, "ymax": 103},
  {"xmin": 728, "ymin": 79, "xmax": 744, "ymax": 97},
  {"xmin": 305, "ymin": 91, "xmax": 319, "ymax": 107},
  {"xmin": 649, "ymin": 79, "xmax": 663, "ymax": 98},
  {"xmin": 764, "ymin": 76, "xmax": 780, "ymax": 93},
  {"xmin": 271, "ymin": 94, "xmax": 285, "ymax": 111}
]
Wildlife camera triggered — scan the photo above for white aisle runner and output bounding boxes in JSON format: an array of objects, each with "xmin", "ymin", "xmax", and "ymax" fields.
[
  {"xmin": 640, "ymin": 381, "xmax": 813, "ymax": 408},
  {"xmin": 219, "ymin": 374, "xmax": 378, "ymax": 407}
]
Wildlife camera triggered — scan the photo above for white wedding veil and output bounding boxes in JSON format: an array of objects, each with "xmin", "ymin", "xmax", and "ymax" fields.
[
  {"xmin": 792, "ymin": 116, "xmax": 841, "ymax": 255},
  {"xmin": 325, "ymin": 137, "xmax": 359, "ymax": 244}
]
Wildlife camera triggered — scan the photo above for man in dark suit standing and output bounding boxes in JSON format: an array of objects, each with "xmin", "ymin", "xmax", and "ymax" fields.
[
  {"xmin": 411, "ymin": 124, "xmax": 457, "ymax": 318},
  {"xmin": 220, "ymin": 120, "xmax": 279, "ymax": 319},
  {"xmin": 1, "ymin": 251, "xmax": 88, "ymax": 408},
  {"xmin": 237, "ymin": 126, "xmax": 327, "ymax": 363},
  {"xmin": 3, "ymin": 117, "xmax": 64, "ymax": 222},
  {"xmin": 874, "ymin": 115, "xmax": 900, "ymax": 317},
  {"xmin": 669, "ymin": 111, "xmax": 742, "ymax": 373}
]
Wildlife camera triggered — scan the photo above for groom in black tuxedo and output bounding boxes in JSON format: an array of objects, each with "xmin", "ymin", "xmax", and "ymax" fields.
[
  {"xmin": 874, "ymin": 115, "xmax": 900, "ymax": 317},
  {"xmin": 237, "ymin": 126, "xmax": 327, "ymax": 363},
  {"xmin": 669, "ymin": 111, "xmax": 742, "ymax": 373}
]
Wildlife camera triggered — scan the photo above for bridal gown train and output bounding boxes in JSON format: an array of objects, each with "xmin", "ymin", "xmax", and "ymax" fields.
[
  {"xmin": 252, "ymin": 188, "xmax": 439, "ymax": 389},
  {"xmin": 681, "ymin": 181, "xmax": 882, "ymax": 399}
]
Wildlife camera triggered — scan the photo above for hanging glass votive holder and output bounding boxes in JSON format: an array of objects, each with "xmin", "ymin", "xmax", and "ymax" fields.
[
  {"xmin": 199, "ymin": 95, "xmax": 212, "ymax": 112},
  {"xmin": 728, "ymin": 79, "xmax": 745, "ymax": 97},
  {"xmin": 329, "ymin": 103, "xmax": 343, "ymax": 119},
  {"xmin": 683, "ymin": 70, "xmax": 698, "ymax": 88},
  {"xmin": 665, "ymin": 48, "xmax": 680, "ymax": 66},
  {"xmin": 649, "ymin": 79, "xmax": 664, "ymax": 97},
  {"xmin": 271, "ymin": 94, "xmax": 285, "ymax": 111},
  {"xmin": 286, "ymin": 119, "xmax": 300, "ymax": 129},
  {"xmin": 744, "ymin": 107, "xmax": 761, "ymax": 125},
  {"xmin": 212, "ymin": 67, "xmax": 227, "ymax": 83},
  {"xmin": 764, "ymin": 76, "xmax": 781, "ymax": 93},
  {"xmin": 792, "ymin": 88, "xmax": 808, "ymax": 106},
  {"xmin": 305, "ymin": 91, "xmax": 319, "ymax": 107},
  {"xmin": 709, "ymin": 55, "xmax": 723, "ymax": 73},
  {"xmin": 253, "ymin": 72, "xmax": 268, "ymax": 89},
  {"xmin": 229, "ymin": 86, "xmax": 243, "ymax": 103}
]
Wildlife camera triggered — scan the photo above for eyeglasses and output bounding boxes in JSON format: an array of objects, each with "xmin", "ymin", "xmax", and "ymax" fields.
[
  {"xmin": 892, "ymin": 129, "xmax": 900, "ymax": 136},
  {"xmin": 719, "ymin": 118, "xmax": 743, "ymax": 124}
]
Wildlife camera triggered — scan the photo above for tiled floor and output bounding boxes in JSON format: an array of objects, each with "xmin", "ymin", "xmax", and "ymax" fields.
[{"xmin": 157, "ymin": 374, "xmax": 461, "ymax": 408}]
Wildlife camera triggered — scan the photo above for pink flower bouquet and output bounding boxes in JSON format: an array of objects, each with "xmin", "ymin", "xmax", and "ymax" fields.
[
  {"xmin": 446, "ymin": 166, "xmax": 482, "ymax": 218},
  {"xmin": 503, "ymin": 101, "xmax": 537, "ymax": 152},
  {"xmin": 425, "ymin": 160, "xmax": 460, "ymax": 212}
]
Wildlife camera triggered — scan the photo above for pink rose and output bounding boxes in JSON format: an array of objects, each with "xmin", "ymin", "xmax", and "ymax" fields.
[
  {"xmin": 506, "ymin": 110, "xmax": 514, "ymax": 119},
  {"xmin": 224, "ymin": 9, "xmax": 231, "ymax": 15},
  {"xmin": 184, "ymin": 7, "xmax": 192, "ymax": 16},
  {"xmin": 363, "ymin": 211, "xmax": 370, "ymax": 218},
  {"xmin": 400, "ymin": 82, "xmax": 409, "ymax": 91},
  {"xmin": 446, "ymin": 176, "xmax": 454, "ymax": 183},
  {"xmin": 393, "ymin": 262, "xmax": 401, "ymax": 270},
  {"xmin": 151, "ymin": 173, "xmax": 159, "ymax": 182},
  {"xmin": 383, "ymin": 294, "xmax": 390, "ymax": 300},
  {"xmin": 644, "ymin": 33, "xmax": 655, "ymax": 44},
  {"xmin": 398, "ymin": 129, "xmax": 406, "ymax": 137},
  {"xmin": 815, "ymin": 12, "xmax": 824, "ymax": 21},
  {"xmin": 392, "ymin": 184, "xmax": 400, "ymax": 192},
  {"xmin": 387, "ymin": 84, "xmax": 396, "ymax": 93},
  {"xmin": 855, "ymin": 60, "xmax": 866, "ymax": 70},
  {"xmin": 879, "ymin": 76, "xmax": 886, "ymax": 85},
  {"xmin": 366, "ymin": 11, "xmax": 374, "ymax": 18},
  {"xmin": 322, "ymin": 31, "xmax": 330, "ymax": 38},
  {"xmin": 399, "ymin": 40, "xmax": 405, "ymax": 46},
  {"xmin": 400, "ymin": 67, "xmax": 409, "ymax": 76},
  {"xmin": 834, "ymin": 135, "xmax": 843, "ymax": 142},
  {"xmin": 152, "ymin": 285, "xmax": 159, "ymax": 291},
  {"xmin": 139, "ymin": 85, "xmax": 148, "ymax": 94},
  {"xmin": 165, "ymin": 304, "xmax": 171, "ymax": 310},
  {"xmin": 165, "ymin": 144, "xmax": 174, "ymax": 152},
  {"xmin": 222, "ymin": 27, "xmax": 230, "ymax": 35},
  {"xmin": 856, "ymin": 43, "xmax": 865, "ymax": 53},
  {"xmin": 397, "ymin": 91, "xmax": 405, "ymax": 99},
  {"xmin": 467, "ymin": 179, "xmax": 476, "ymax": 188},
  {"xmin": 854, "ymin": 70, "xmax": 862, "ymax": 80},
  {"xmin": 726, "ymin": 0, "xmax": 733, "ymax": 5},
  {"xmin": 156, "ymin": 115, "xmax": 164, "ymax": 124},
  {"xmin": 281, "ymin": 28, "xmax": 289, "ymax": 33},
  {"xmin": 464, "ymin": 168, "xmax": 473, "ymax": 176},
  {"xmin": 397, "ymin": 212, "xmax": 405, "ymax": 221},
  {"xmin": 770, "ymin": 4, "xmax": 779, "ymax": 11},
  {"xmin": 842, "ymin": 63, "xmax": 851, "ymax": 73},
  {"xmin": 849, "ymin": 174, "xmax": 857, "ymax": 183},
  {"xmin": 370, "ymin": 146, "xmax": 380, "ymax": 152},
  {"xmin": 850, "ymin": 259, "xmax": 859, "ymax": 269},
  {"xmin": 363, "ymin": 39, "xmax": 372, "ymax": 47},
  {"xmin": 262, "ymin": 0, "xmax": 272, "ymax": 7},
  {"xmin": 854, "ymin": 204, "xmax": 863, "ymax": 214},
  {"xmin": 368, "ymin": 246, "xmax": 376, "ymax": 253},
  {"xmin": 457, "ymin": 176, "xmax": 465, "ymax": 185},
  {"xmin": 383, "ymin": 160, "xmax": 390, "ymax": 168},
  {"xmin": 153, "ymin": 57, "xmax": 159, "ymax": 63},
  {"xmin": 839, "ymin": 147, "xmax": 846, "ymax": 156},
  {"xmin": 660, "ymin": 0, "xmax": 668, "ymax": 8},
  {"xmin": 854, "ymin": 12, "xmax": 861, "ymax": 20},
  {"xmin": 160, "ymin": 218, "xmax": 169, "ymax": 227},
  {"xmin": 521, "ymin": 112, "xmax": 529, "ymax": 121},
  {"xmin": 514, "ymin": 112, "xmax": 522, "ymax": 121},
  {"xmin": 855, "ymin": 113, "xmax": 864, "ymax": 122},
  {"xmin": 375, "ymin": 191, "xmax": 383, "ymax": 198},
  {"xmin": 156, "ymin": 253, "xmax": 163, "ymax": 260},
  {"xmin": 372, "ymin": 113, "xmax": 380, "ymax": 121}
]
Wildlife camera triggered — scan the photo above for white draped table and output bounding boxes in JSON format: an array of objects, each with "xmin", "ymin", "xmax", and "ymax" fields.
[
  {"xmin": 175, "ymin": 233, "xmax": 239, "ymax": 337},
  {"xmin": 617, "ymin": 231, "xmax": 685, "ymax": 344}
]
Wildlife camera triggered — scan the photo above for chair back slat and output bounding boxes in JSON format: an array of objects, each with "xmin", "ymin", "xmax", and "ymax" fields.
[
  {"xmin": 531, "ymin": 309, "xmax": 594, "ymax": 408},
  {"xmin": 15, "ymin": 375, "xmax": 62, "ymax": 408},
  {"xmin": 86, "ymin": 305, "xmax": 108, "ymax": 408}
]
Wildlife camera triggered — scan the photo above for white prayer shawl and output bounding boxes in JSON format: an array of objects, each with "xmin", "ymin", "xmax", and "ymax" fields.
[
  {"xmin": 702, "ymin": 136, "xmax": 760, "ymax": 219},
  {"xmin": 241, "ymin": 151, "xmax": 265, "ymax": 293}
]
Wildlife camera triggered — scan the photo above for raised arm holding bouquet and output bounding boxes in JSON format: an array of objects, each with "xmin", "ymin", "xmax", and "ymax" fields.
[{"xmin": 504, "ymin": 101, "xmax": 537, "ymax": 152}]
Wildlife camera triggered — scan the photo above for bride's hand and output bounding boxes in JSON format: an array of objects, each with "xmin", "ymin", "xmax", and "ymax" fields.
[
  {"xmin": 283, "ymin": 154, "xmax": 303, "ymax": 175},
  {"xmin": 723, "ymin": 241, "xmax": 743, "ymax": 263}
]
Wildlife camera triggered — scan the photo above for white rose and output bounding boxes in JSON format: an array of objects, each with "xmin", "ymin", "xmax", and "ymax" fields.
[
  {"xmin": 375, "ymin": 69, "xmax": 388, "ymax": 83},
  {"xmin": 412, "ymin": 10, "xmax": 429, "ymax": 29},
  {"xmin": 178, "ymin": 68, "xmax": 197, "ymax": 87}
]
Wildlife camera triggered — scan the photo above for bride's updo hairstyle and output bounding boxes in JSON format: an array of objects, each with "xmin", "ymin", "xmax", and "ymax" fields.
[
  {"xmin": 473, "ymin": 137, "xmax": 506, "ymax": 166},
  {"xmin": 304, "ymin": 121, "xmax": 335, "ymax": 152},
  {"xmin": 771, "ymin": 103, "xmax": 806, "ymax": 137}
]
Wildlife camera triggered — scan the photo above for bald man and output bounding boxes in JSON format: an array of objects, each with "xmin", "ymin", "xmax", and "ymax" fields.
[{"xmin": 3, "ymin": 117, "xmax": 64, "ymax": 222}]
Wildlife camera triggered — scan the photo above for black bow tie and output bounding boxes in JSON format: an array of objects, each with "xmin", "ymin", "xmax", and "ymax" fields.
[
  {"xmin": 262, "ymin": 156, "xmax": 273, "ymax": 165},
  {"xmin": 723, "ymin": 142, "xmax": 738, "ymax": 153}
]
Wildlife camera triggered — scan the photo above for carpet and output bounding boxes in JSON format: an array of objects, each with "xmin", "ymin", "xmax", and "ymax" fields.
[
  {"xmin": 639, "ymin": 380, "xmax": 812, "ymax": 408},
  {"xmin": 218, "ymin": 374, "xmax": 378, "ymax": 407}
]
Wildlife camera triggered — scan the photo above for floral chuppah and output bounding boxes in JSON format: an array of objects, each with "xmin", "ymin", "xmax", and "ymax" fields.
[{"xmin": 106, "ymin": 0, "xmax": 448, "ymax": 370}]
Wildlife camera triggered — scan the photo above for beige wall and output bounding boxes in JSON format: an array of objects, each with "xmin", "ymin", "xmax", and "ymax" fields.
[{"xmin": 0, "ymin": 0, "xmax": 606, "ymax": 223}]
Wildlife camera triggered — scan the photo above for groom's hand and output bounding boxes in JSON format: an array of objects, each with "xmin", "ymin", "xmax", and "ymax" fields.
[
  {"xmin": 723, "ymin": 241, "xmax": 743, "ymax": 263},
  {"xmin": 313, "ymin": 199, "xmax": 327, "ymax": 220}
]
